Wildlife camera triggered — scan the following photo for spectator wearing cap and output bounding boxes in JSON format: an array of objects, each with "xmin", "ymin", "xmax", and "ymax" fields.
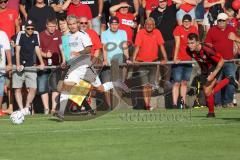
[
  {"xmin": 0, "ymin": 30, "xmax": 12, "ymax": 116},
  {"xmin": 205, "ymin": 13, "xmax": 238, "ymax": 108},
  {"xmin": 0, "ymin": 0, "xmax": 20, "ymax": 40},
  {"xmin": 172, "ymin": 14, "xmax": 198, "ymax": 109},
  {"xmin": 81, "ymin": 0, "xmax": 104, "ymax": 35},
  {"xmin": 110, "ymin": 0, "xmax": 136, "ymax": 44},
  {"xmin": 101, "ymin": 16, "xmax": 131, "ymax": 107},
  {"xmin": 202, "ymin": 0, "xmax": 225, "ymax": 32},
  {"xmin": 28, "ymin": 0, "xmax": 56, "ymax": 32},
  {"xmin": 38, "ymin": 18, "xmax": 66, "ymax": 114},
  {"xmin": 13, "ymin": 20, "xmax": 45, "ymax": 111},
  {"xmin": 133, "ymin": 17, "xmax": 167, "ymax": 110},
  {"xmin": 78, "ymin": 16, "xmax": 102, "ymax": 63},
  {"xmin": 67, "ymin": 0, "xmax": 93, "ymax": 28}
]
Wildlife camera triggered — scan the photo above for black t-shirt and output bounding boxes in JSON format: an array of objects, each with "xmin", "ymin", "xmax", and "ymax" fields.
[
  {"xmin": 20, "ymin": 0, "xmax": 49, "ymax": 12},
  {"xmin": 81, "ymin": 0, "xmax": 99, "ymax": 18},
  {"xmin": 49, "ymin": 0, "xmax": 67, "ymax": 19},
  {"xmin": 28, "ymin": 5, "xmax": 56, "ymax": 32},
  {"xmin": 150, "ymin": 5, "xmax": 178, "ymax": 41},
  {"xmin": 15, "ymin": 31, "xmax": 39, "ymax": 66}
]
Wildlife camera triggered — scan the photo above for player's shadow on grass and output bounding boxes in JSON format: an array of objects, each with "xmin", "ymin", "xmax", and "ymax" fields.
[{"xmin": 218, "ymin": 118, "xmax": 240, "ymax": 122}]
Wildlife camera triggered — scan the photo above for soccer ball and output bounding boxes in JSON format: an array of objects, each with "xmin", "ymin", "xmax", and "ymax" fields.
[{"xmin": 10, "ymin": 111, "xmax": 25, "ymax": 125}]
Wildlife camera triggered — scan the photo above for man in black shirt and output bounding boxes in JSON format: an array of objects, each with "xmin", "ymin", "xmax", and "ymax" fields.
[
  {"xmin": 13, "ymin": 20, "xmax": 44, "ymax": 112},
  {"xmin": 19, "ymin": 0, "xmax": 49, "ymax": 21},
  {"xmin": 49, "ymin": 0, "xmax": 71, "ymax": 19},
  {"xmin": 150, "ymin": 0, "xmax": 180, "ymax": 93},
  {"xmin": 28, "ymin": 0, "xmax": 56, "ymax": 32}
]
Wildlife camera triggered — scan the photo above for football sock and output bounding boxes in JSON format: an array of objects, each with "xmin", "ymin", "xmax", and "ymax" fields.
[
  {"xmin": 213, "ymin": 78, "xmax": 229, "ymax": 94},
  {"xmin": 206, "ymin": 94, "xmax": 214, "ymax": 113}
]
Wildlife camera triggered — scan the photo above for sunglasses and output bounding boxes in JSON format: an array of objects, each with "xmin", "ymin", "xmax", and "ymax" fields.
[
  {"xmin": 0, "ymin": 0, "xmax": 8, "ymax": 4},
  {"xmin": 217, "ymin": 19, "xmax": 226, "ymax": 22},
  {"xmin": 79, "ymin": 22, "xmax": 88, "ymax": 25},
  {"xmin": 26, "ymin": 27, "xmax": 34, "ymax": 31}
]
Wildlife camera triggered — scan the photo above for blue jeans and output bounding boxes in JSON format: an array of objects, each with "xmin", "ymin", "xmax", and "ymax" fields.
[{"xmin": 215, "ymin": 62, "xmax": 237, "ymax": 105}]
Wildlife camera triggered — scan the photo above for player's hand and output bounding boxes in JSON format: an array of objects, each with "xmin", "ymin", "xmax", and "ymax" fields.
[
  {"xmin": 71, "ymin": 51, "xmax": 80, "ymax": 57},
  {"xmin": 207, "ymin": 72, "xmax": 215, "ymax": 82},
  {"xmin": 16, "ymin": 65, "xmax": 24, "ymax": 72}
]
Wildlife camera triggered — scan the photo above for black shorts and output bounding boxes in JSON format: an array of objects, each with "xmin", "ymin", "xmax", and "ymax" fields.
[{"xmin": 199, "ymin": 66, "xmax": 221, "ymax": 85}]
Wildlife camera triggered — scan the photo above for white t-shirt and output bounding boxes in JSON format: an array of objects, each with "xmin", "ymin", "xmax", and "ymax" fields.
[
  {"xmin": 0, "ymin": 31, "xmax": 10, "ymax": 75},
  {"xmin": 68, "ymin": 30, "xmax": 92, "ymax": 58}
]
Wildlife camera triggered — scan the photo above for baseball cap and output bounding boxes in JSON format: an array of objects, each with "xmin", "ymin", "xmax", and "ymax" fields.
[
  {"xmin": 217, "ymin": 13, "xmax": 228, "ymax": 21},
  {"xmin": 25, "ymin": 19, "xmax": 35, "ymax": 27},
  {"xmin": 109, "ymin": 16, "xmax": 119, "ymax": 24},
  {"xmin": 182, "ymin": 14, "xmax": 192, "ymax": 22}
]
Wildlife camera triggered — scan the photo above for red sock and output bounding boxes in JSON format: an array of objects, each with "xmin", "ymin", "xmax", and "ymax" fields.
[
  {"xmin": 206, "ymin": 94, "xmax": 214, "ymax": 113},
  {"xmin": 213, "ymin": 78, "xmax": 229, "ymax": 94}
]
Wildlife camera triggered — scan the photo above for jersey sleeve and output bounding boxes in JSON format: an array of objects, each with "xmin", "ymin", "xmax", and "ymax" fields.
[
  {"xmin": 1, "ymin": 32, "xmax": 10, "ymax": 50},
  {"xmin": 203, "ymin": 45, "xmax": 222, "ymax": 63},
  {"xmin": 15, "ymin": 31, "xmax": 24, "ymax": 46},
  {"xmin": 80, "ymin": 31, "xmax": 93, "ymax": 47}
]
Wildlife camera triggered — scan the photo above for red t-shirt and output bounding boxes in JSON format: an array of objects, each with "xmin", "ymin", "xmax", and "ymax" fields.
[
  {"xmin": 39, "ymin": 30, "xmax": 62, "ymax": 65},
  {"xmin": 116, "ymin": 12, "xmax": 134, "ymax": 43},
  {"xmin": 7, "ymin": 0, "xmax": 20, "ymax": 13},
  {"xmin": 0, "ymin": 9, "xmax": 18, "ymax": 40},
  {"xmin": 180, "ymin": 3, "xmax": 195, "ymax": 12},
  {"xmin": 173, "ymin": 25, "xmax": 198, "ymax": 61},
  {"xmin": 205, "ymin": 26, "xmax": 236, "ymax": 60},
  {"xmin": 86, "ymin": 29, "xmax": 102, "ymax": 57},
  {"xmin": 67, "ymin": 3, "xmax": 92, "ymax": 20},
  {"xmin": 135, "ymin": 29, "xmax": 164, "ymax": 62},
  {"xmin": 145, "ymin": 0, "xmax": 159, "ymax": 11}
]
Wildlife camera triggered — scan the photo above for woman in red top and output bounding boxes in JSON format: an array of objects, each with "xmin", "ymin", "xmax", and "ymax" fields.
[{"xmin": 172, "ymin": 14, "xmax": 198, "ymax": 109}]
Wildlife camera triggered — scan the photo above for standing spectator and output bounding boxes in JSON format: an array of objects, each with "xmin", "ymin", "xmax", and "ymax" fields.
[
  {"xmin": 13, "ymin": 20, "xmax": 44, "ymax": 111},
  {"xmin": 81, "ymin": 0, "xmax": 104, "ymax": 35},
  {"xmin": 58, "ymin": 16, "xmax": 71, "ymax": 61},
  {"xmin": 133, "ymin": 17, "xmax": 167, "ymax": 110},
  {"xmin": 110, "ymin": 1, "xmax": 136, "ymax": 44},
  {"xmin": 205, "ymin": 13, "xmax": 237, "ymax": 108},
  {"xmin": 38, "ymin": 18, "xmax": 65, "ymax": 114},
  {"xmin": 19, "ymin": 0, "xmax": 50, "ymax": 21},
  {"xmin": 67, "ymin": 0, "xmax": 93, "ymax": 27},
  {"xmin": 50, "ymin": 0, "xmax": 71, "ymax": 20},
  {"xmin": 142, "ymin": 0, "xmax": 159, "ymax": 17},
  {"xmin": 176, "ymin": 0, "xmax": 197, "ymax": 25},
  {"xmin": 202, "ymin": 0, "xmax": 224, "ymax": 32},
  {"xmin": 150, "ymin": 0, "xmax": 180, "ymax": 90},
  {"xmin": 78, "ymin": 16, "xmax": 102, "ymax": 62},
  {"xmin": 172, "ymin": 14, "xmax": 198, "ymax": 108},
  {"xmin": 0, "ymin": 30, "xmax": 12, "ymax": 116},
  {"xmin": 101, "ymin": 16, "xmax": 131, "ymax": 107},
  {"xmin": 0, "ymin": 0, "xmax": 20, "ymax": 40},
  {"xmin": 28, "ymin": 0, "xmax": 56, "ymax": 32}
]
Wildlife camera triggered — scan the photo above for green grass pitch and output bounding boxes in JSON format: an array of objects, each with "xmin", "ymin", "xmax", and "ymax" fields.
[{"xmin": 0, "ymin": 107, "xmax": 240, "ymax": 160}]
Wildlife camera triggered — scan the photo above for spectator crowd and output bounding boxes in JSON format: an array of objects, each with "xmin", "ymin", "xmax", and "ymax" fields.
[{"xmin": 0, "ymin": 0, "xmax": 240, "ymax": 115}]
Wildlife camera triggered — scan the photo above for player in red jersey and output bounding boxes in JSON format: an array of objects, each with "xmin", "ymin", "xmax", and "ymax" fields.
[{"xmin": 186, "ymin": 33, "xmax": 239, "ymax": 117}]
